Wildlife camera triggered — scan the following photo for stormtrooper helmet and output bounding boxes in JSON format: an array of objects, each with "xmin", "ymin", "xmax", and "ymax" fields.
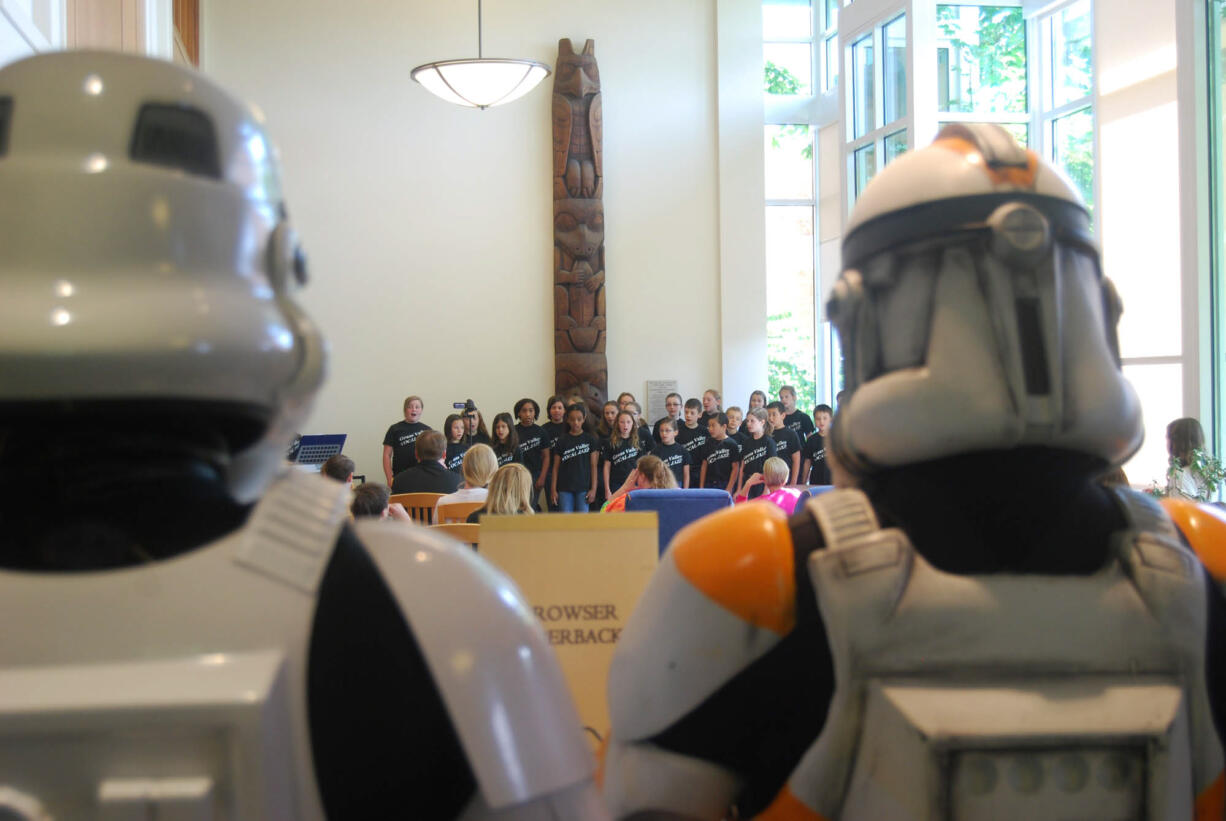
[
  {"xmin": 0, "ymin": 51, "xmax": 324, "ymax": 502},
  {"xmin": 827, "ymin": 123, "xmax": 1142, "ymax": 476}
]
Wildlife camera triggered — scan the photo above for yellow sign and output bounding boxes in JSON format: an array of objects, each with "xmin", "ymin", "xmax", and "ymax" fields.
[{"xmin": 479, "ymin": 513, "xmax": 658, "ymax": 750}]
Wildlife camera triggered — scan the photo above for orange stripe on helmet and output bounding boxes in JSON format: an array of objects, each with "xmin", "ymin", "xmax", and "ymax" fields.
[
  {"xmin": 934, "ymin": 135, "xmax": 1040, "ymax": 189},
  {"xmin": 755, "ymin": 785, "xmax": 829, "ymax": 821},
  {"xmin": 1161, "ymin": 498, "xmax": 1226, "ymax": 582},
  {"xmin": 671, "ymin": 502, "xmax": 796, "ymax": 636},
  {"xmin": 1196, "ymin": 769, "xmax": 1225, "ymax": 821}
]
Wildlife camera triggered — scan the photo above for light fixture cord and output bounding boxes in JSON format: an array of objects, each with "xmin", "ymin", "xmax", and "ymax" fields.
[{"xmin": 478, "ymin": 0, "xmax": 483, "ymax": 58}]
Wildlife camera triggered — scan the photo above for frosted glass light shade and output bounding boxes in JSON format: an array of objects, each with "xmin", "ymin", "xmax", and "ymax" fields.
[{"xmin": 411, "ymin": 58, "xmax": 551, "ymax": 109}]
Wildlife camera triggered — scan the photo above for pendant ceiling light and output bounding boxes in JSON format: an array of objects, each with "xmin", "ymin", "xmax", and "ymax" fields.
[{"xmin": 411, "ymin": 0, "xmax": 551, "ymax": 110}]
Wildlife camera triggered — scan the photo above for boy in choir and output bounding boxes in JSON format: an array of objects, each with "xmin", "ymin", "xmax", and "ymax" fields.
[
  {"xmin": 651, "ymin": 418, "xmax": 692, "ymax": 489},
  {"xmin": 699, "ymin": 413, "xmax": 741, "ymax": 495},
  {"xmin": 675, "ymin": 398, "xmax": 710, "ymax": 462},
  {"xmin": 801, "ymin": 403, "xmax": 834, "ymax": 485},
  {"xmin": 382, "ymin": 395, "xmax": 430, "ymax": 484},
  {"xmin": 652, "ymin": 392, "xmax": 684, "ymax": 442},
  {"xmin": 766, "ymin": 401, "xmax": 802, "ymax": 485},
  {"xmin": 778, "ymin": 385, "xmax": 815, "ymax": 440}
]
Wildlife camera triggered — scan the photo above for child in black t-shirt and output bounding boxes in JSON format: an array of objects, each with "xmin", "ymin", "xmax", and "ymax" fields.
[
  {"xmin": 513, "ymin": 397, "xmax": 548, "ymax": 510},
  {"xmin": 801, "ymin": 403, "xmax": 834, "ymax": 485},
  {"xmin": 700, "ymin": 412, "xmax": 742, "ymax": 494},
  {"xmin": 550, "ymin": 404, "xmax": 599, "ymax": 513},
  {"xmin": 596, "ymin": 401, "xmax": 619, "ymax": 441},
  {"xmin": 464, "ymin": 404, "xmax": 491, "ymax": 446},
  {"xmin": 651, "ymin": 418, "xmax": 692, "ymax": 488},
  {"xmin": 675, "ymin": 398, "xmax": 710, "ymax": 461},
  {"xmin": 726, "ymin": 406, "xmax": 746, "ymax": 446},
  {"xmin": 779, "ymin": 384, "xmax": 816, "ymax": 440},
  {"xmin": 738, "ymin": 407, "xmax": 778, "ymax": 500},
  {"xmin": 630, "ymin": 401, "xmax": 655, "ymax": 451},
  {"xmin": 513, "ymin": 398, "xmax": 547, "ymax": 481},
  {"xmin": 652, "ymin": 392, "xmax": 684, "ymax": 443},
  {"xmin": 602, "ymin": 410, "xmax": 649, "ymax": 499},
  {"xmin": 700, "ymin": 389, "xmax": 722, "ymax": 427},
  {"xmin": 540, "ymin": 394, "xmax": 569, "ymax": 511},
  {"xmin": 766, "ymin": 401, "xmax": 802, "ymax": 485},
  {"xmin": 443, "ymin": 413, "xmax": 469, "ymax": 475},
  {"xmin": 490, "ymin": 412, "xmax": 520, "ymax": 467},
  {"xmin": 382, "ymin": 395, "xmax": 431, "ymax": 483}
]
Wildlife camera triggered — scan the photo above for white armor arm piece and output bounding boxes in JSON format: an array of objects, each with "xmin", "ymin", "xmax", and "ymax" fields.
[
  {"xmin": 604, "ymin": 504, "xmax": 798, "ymax": 819},
  {"xmin": 356, "ymin": 521, "xmax": 608, "ymax": 820}
]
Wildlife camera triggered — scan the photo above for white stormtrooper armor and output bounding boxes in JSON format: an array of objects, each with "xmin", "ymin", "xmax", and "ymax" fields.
[
  {"xmin": 0, "ymin": 51, "xmax": 606, "ymax": 820},
  {"xmin": 602, "ymin": 125, "xmax": 1225, "ymax": 821}
]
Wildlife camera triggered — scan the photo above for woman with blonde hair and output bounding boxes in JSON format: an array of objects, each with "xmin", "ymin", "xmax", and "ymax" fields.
[
  {"xmin": 469, "ymin": 463, "xmax": 536, "ymax": 521},
  {"xmin": 736, "ymin": 456, "xmax": 804, "ymax": 514},
  {"xmin": 435, "ymin": 444, "xmax": 498, "ymax": 519},
  {"xmin": 603, "ymin": 454, "xmax": 677, "ymax": 512}
]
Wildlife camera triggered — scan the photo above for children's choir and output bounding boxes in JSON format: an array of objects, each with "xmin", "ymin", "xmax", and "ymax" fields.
[{"xmin": 380, "ymin": 385, "xmax": 835, "ymax": 512}]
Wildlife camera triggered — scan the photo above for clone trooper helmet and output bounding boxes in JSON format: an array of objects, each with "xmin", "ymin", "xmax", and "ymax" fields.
[
  {"xmin": 828, "ymin": 123, "xmax": 1142, "ymax": 476},
  {"xmin": 0, "ymin": 51, "xmax": 323, "ymax": 502}
]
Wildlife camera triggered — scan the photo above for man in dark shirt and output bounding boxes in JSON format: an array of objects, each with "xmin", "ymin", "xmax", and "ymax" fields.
[
  {"xmin": 778, "ymin": 385, "xmax": 815, "ymax": 440},
  {"xmin": 390, "ymin": 430, "xmax": 462, "ymax": 494},
  {"xmin": 382, "ymin": 395, "xmax": 430, "ymax": 483}
]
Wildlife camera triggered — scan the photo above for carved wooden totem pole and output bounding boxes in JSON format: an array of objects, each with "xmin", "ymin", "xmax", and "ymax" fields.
[{"xmin": 552, "ymin": 38, "xmax": 606, "ymax": 417}]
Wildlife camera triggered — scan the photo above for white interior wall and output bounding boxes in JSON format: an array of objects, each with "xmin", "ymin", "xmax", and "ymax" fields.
[
  {"xmin": 1096, "ymin": 0, "xmax": 1186, "ymax": 487},
  {"xmin": 202, "ymin": 0, "xmax": 722, "ymax": 481}
]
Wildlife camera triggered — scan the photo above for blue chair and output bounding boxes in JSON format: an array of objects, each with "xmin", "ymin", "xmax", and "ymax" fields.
[{"xmin": 624, "ymin": 489, "xmax": 733, "ymax": 555}]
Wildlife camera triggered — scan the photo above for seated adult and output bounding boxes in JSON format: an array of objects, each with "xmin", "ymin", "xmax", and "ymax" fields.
[
  {"xmin": 734, "ymin": 456, "xmax": 803, "ymax": 514},
  {"xmin": 350, "ymin": 483, "xmax": 410, "ymax": 521},
  {"xmin": 320, "ymin": 453, "xmax": 355, "ymax": 487},
  {"xmin": 436, "ymin": 444, "xmax": 498, "ymax": 519},
  {"xmin": 391, "ymin": 430, "xmax": 463, "ymax": 494},
  {"xmin": 467, "ymin": 463, "xmax": 536, "ymax": 522},
  {"xmin": 603, "ymin": 454, "xmax": 677, "ymax": 513}
]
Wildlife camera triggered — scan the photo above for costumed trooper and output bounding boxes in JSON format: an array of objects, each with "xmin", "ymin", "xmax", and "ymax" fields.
[
  {"xmin": 602, "ymin": 123, "xmax": 1226, "ymax": 821},
  {"xmin": 0, "ymin": 51, "xmax": 608, "ymax": 821}
]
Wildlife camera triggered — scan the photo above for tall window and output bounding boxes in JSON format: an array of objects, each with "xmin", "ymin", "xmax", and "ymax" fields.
[
  {"xmin": 764, "ymin": 0, "xmax": 830, "ymax": 409},
  {"xmin": 936, "ymin": 4, "xmax": 1027, "ymax": 143},
  {"xmin": 1207, "ymin": 0, "xmax": 1226, "ymax": 471},
  {"xmin": 765, "ymin": 125, "xmax": 819, "ymax": 406},
  {"xmin": 1034, "ymin": 0, "xmax": 1094, "ymax": 216},
  {"xmin": 845, "ymin": 12, "xmax": 909, "ymax": 206}
]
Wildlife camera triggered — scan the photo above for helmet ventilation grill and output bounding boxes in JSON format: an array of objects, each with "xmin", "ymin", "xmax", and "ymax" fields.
[
  {"xmin": 129, "ymin": 103, "xmax": 220, "ymax": 179},
  {"xmin": 0, "ymin": 97, "xmax": 11, "ymax": 157},
  {"xmin": 1015, "ymin": 297, "xmax": 1051, "ymax": 395}
]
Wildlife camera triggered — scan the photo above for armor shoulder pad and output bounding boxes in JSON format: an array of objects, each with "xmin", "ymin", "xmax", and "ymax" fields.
[
  {"xmin": 356, "ymin": 522, "xmax": 592, "ymax": 809},
  {"xmin": 234, "ymin": 470, "xmax": 349, "ymax": 594},
  {"xmin": 1162, "ymin": 497, "xmax": 1226, "ymax": 583},
  {"xmin": 608, "ymin": 503, "xmax": 795, "ymax": 741}
]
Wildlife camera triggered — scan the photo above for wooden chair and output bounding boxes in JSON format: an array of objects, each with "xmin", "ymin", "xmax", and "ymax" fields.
[
  {"xmin": 430, "ymin": 522, "xmax": 480, "ymax": 549},
  {"xmin": 436, "ymin": 500, "xmax": 485, "ymax": 523},
  {"xmin": 388, "ymin": 492, "xmax": 444, "ymax": 525}
]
